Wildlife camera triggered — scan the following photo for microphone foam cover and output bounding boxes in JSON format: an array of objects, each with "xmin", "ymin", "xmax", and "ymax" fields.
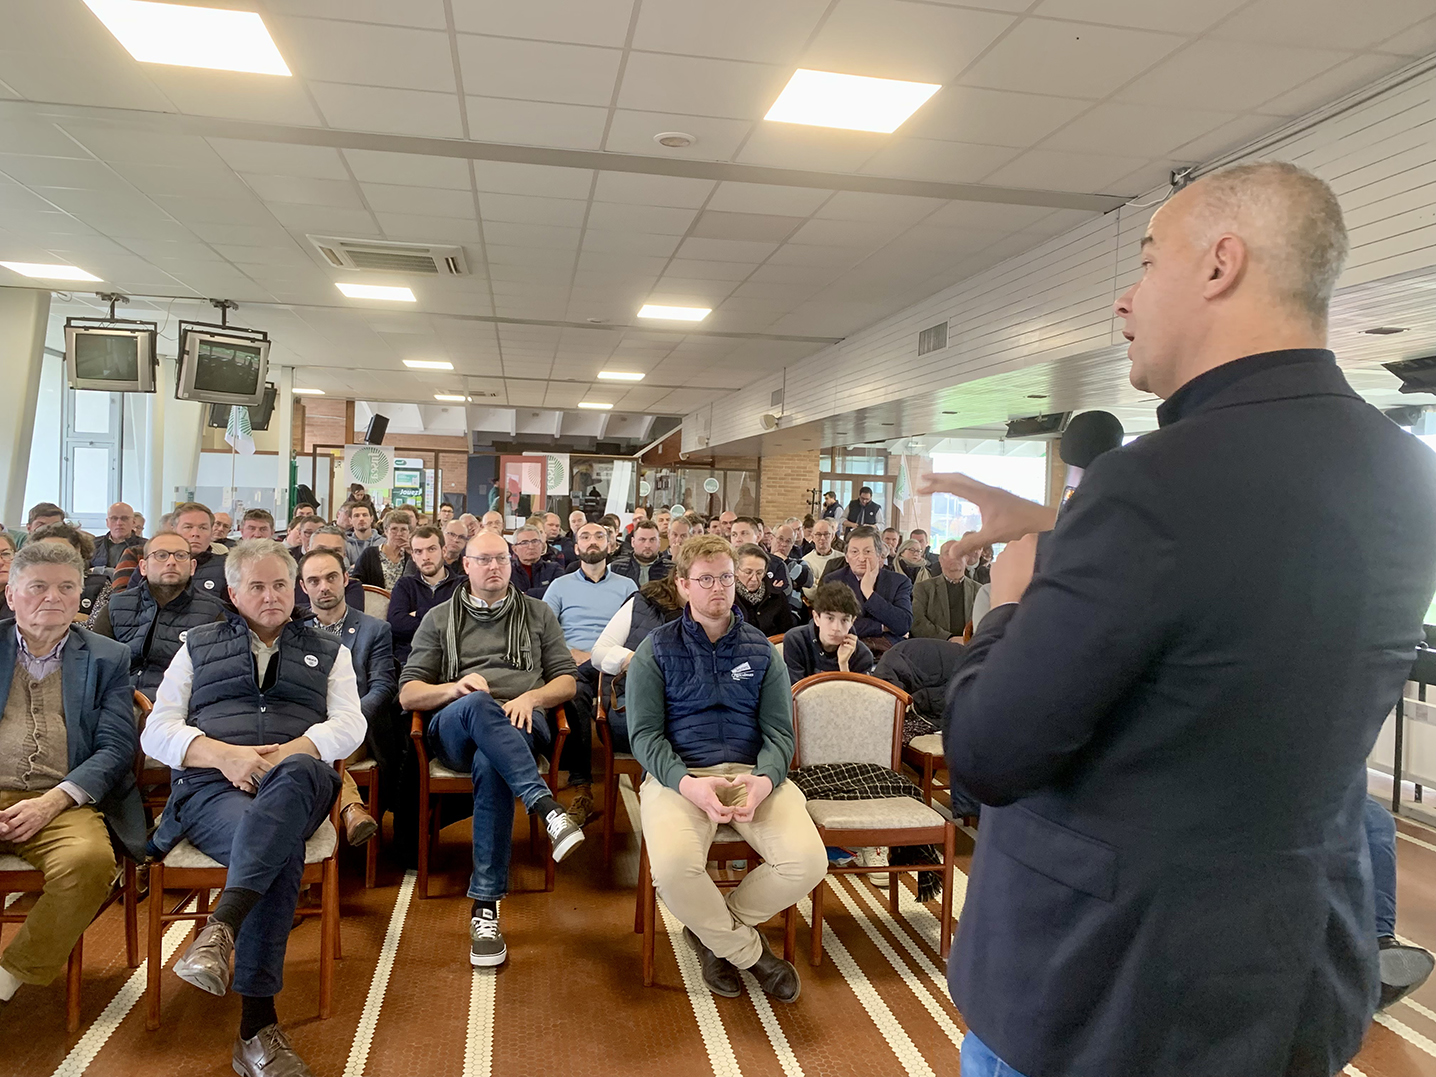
[{"xmin": 1059, "ymin": 410, "xmax": 1125, "ymax": 468}]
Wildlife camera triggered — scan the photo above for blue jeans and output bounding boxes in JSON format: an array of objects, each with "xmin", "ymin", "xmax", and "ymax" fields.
[
  {"xmin": 961, "ymin": 1032, "xmax": 1029, "ymax": 1077},
  {"xmin": 167, "ymin": 754, "xmax": 340, "ymax": 997},
  {"xmin": 1364, "ymin": 794, "xmax": 1397, "ymax": 938},
  {"xmin": 427, "ymin": 693, "xmax": 553, "ymax": 901}
]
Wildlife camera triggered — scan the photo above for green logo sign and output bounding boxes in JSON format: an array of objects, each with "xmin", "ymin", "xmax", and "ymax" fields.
[
  {"xmin": 703, "ymin": 477, "xmax": 720, "ymax": 494},
  {"xmin": 349, "ymin": 447, "xmax": 391, "ymax": 485},
  {"xmin": 546, "ymin": 455, "xmax": 567, "ymax": 490}
]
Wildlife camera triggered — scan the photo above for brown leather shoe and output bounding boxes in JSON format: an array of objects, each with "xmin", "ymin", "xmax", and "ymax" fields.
[
  {"xmin": 232, "ymin": 1023, "xmax": 315, "ymax": 1077},
  {"xmin": 342, "ymin": 804, "xmax": 379, "ymax": 846},
  {"xmin": 748, "ymin": 942, "xmax": 801, "ymax": 1003},
  {"xmin": 566, "ymin": 786, "xmax": 594, "ymax": 829},
  {"xmin": 173, "ymin": 918, "xmax": 234, "ymax": 996}
]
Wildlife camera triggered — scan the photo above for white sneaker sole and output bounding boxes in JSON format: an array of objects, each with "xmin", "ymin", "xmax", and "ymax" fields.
[
  {"xmin": 550, "ymin": 827, "xmax": 585, "ymax": 863},
  {"xmin": 470, "ymin": 945, "xmax": 507, "ymax": 967},
  {"xmin": 869, "ymin": 874, "xmax": 890, "ymax": 888}
]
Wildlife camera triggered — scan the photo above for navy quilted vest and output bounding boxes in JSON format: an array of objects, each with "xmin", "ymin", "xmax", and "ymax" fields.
[
  {"xmin": 648, "ymin": 608, "xmax": 772, "ymax": 769},
  {"xmin": 107, "ymin": 581, "xmax": 227, "ymax": 698},
  {"xmin": 185, "ymin": 619, "xmax": 339, "ymax": 746}
]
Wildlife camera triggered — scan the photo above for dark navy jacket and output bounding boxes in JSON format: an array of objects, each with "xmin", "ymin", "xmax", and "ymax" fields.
[
  {"xmin": 608, "ymin": 552, "xmax": 670, "ymax": 586},
  {"xmin": 104, "ymin": 580, "xmax": 229, "ymax": 699},
  {"xmin": 319, "ymin": 607, "xmax": 395, "ymax": 728},
  {"xmin": 510, "ymin": 556, "xmax": 564, "ymax": 598},
  {"xmin": 188, "ymin": 548, "xmax": 228, "ymax": 602},
  {"xmin": 387, "ymin": 569, "xmax": 464, "ymax": 662},
  {"xmin": 821, "ymin": 563, "xmax": 913, "ymax": 645},
  {"xmin": 944, "ymin": 351, "xmax": 1436, "ymax": 1077},
  {"xmin": 0, "ymin": 627, "xmax": 146, "ymax": 859},
  {"xmin": 646, "ymin": 608, "xmax": 773, "ymax": 770}
]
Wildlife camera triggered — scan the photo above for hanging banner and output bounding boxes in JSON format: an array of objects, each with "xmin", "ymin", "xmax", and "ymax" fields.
[
  {"xmin": 545, "ymin": 453, "xmax": 570, "ymax": 496},
  {"xmin": 895, "ymin": 456, "xmax": 913, "ymax": 508},
  {"xmin": 343, "ymin": 444, "xmax": 393, "ymax": 489}
]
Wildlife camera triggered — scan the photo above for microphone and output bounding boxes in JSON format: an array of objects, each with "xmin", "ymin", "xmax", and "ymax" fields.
[{"xmin": 1057, "ymin": 410, "xmax": 1125, "ymax": 513}]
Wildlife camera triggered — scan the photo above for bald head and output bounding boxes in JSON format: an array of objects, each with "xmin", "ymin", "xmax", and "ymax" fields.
[
  {"xmin": 1115, "ymin": 161, "xmax": 1345, "ymax": 400},
  {"xmin": 480, "ymin": 511, "xmax": 504, "ymax": 534}
]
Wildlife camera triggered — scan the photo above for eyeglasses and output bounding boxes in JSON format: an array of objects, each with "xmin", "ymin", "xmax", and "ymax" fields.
[
  {"xmin": 464, "ymin": 554, "xmax": 508, "ymax": 567},
  {"xmin": 513, "ymin": 538, "xmax": 542, "ymax": 547},
  {"xmin": 147, "ymin": 550, "xmax": 192, "ymax": 563},
  {"xmin": 686, "ymin": 572, "xmax": 735, "ymax": 589},
  {"xmin": 0, "ymin": 550, "xmax": 12, "ymax": 563}
]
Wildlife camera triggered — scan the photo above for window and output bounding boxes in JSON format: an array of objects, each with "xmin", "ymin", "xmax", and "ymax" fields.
[{"xmin": 926, "ymin": 438, "xmax": 1047, "ymax": 548}]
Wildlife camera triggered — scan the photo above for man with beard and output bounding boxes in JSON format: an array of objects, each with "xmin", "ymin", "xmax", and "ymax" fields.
[
  {"xmin": 294, "ymin": 527, "xmax": 365, "ymax": 615},
  {"xmin": 542, "ymin": 522, "xmax": 638, "ymax": 827},
  {"xmin": 93, "ymin": 531, "xmax": 229, "ymax": 699},
  {"xmin": 298, "ymin": 548, "xmax": 393, "ymax": 848},
  {"xmin": 610, "ymin": 520, "xmax": 669, "ymax": 586}
]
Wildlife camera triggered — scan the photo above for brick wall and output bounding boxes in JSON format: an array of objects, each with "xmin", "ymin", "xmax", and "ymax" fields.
[{"xmin": 759, "ymin": 449, "xmax": 819, "ymax": 524}]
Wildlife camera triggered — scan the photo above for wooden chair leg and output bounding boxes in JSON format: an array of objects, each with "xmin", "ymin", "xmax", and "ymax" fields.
[
  {"xmin": 319, "ymin": 859, "xmax": 338, "ymax": 1018},
  {"xmin": 783, "ymin": 905, "xmax": 796, "ymax": 964},
  {"xmin": 642, "ymin": 868, "xmax": 656, "ymax": 987},
  {"xmin": 923, "ymin": 758, "xmax": 936, "ymax": 805},
  {"xmin": 124, "ymin": 860, "xmax": 140, "ymax": 968},
  {"xmin": 364, "ymin": 779, "xmax": 380, "ymax": 889},
  {"xmin": 809, "ymin": 879, "xmax": 825, "ymax": 967},
  {"xmin": 146, "ymin": 863, "xmax": 164, "ymax": 1031},
  {"xmin": 66, "ymin": 935, "xmax": 82, "ymax": 1033},
  {"xmin": 416, "ymin": 790, "xmax": 432, "ymax": 899},
  {"xmin": 602, "ymin": 767, "xmax": 619, "ymax": 867},
  {"xmin": 634, "ymin": 841, "xmax": 648, "ymax": 934},
  {"xmin": 940, "ymin": 823, "xmax": 956, "ymax": 959},
  {"xmin": 889, "ymin": 869, "xmax": 900, "ymax": 916}
]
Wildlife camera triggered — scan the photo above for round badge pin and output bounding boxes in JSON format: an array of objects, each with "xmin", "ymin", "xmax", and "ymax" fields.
[
  {"xmin": 204, "ymin": 580, "xmax": 215, "ymax": 589},
  {"xmin": 304, "ymin": 654, "xmax": 319, "ymax": 668}
]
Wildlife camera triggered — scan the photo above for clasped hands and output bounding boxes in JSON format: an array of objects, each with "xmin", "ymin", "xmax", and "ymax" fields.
[
  {"xmin": 0, "ymin": 788, "xmax": 73, "ymax": 843},
  {"xmin": 451, "ymin": 672, "xmax": 541, "ymax": 733},
  {"xmin": 679, "ymin": 772, "xmax": 773, "ymax": 823}
]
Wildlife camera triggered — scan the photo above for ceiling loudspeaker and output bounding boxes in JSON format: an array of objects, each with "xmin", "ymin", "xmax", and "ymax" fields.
[
  {"xmin": 364, "ymin": 414, "xmax": 390, "ymax": 445},
  {"xmin": 760, "ymin": 412, "xmax": 781, "ymax": 430}
]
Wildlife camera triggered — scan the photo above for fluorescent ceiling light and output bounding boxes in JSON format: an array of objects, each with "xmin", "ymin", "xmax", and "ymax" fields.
[
  {"xmin": 765, "ymin": 69, "xmax": 940, "ymax": 133},
  {"xmin": 637, "ymin": 304, "xmax": 710, "ymax": 322},
  {"xmin": 0, "ymin": 261, "xmax": 101, "ymax": 281},
  {"xmin": 597, "ymin": 371, "xmax": 644, "ymax": 381},
  {"xmin": 434, "ymin": 394, "xmax": 468, "ymax": 402},
  {"xmin": 82, "ymin": 0, "xmax": 291, "ymax": 76},
  {"xmin": 336, "ymin": 282, "xmax": 416, "ymax": 302},
  {"xmin": 578, "ymin": 401, "xmax": 613, "ymax": 410},
  {"xmin": 404, "ymin": 359, "xmax": 453, "ymax": 370},
  {"xmin": 292, "ymin": 387, "xmax": 325, "ymax": 396}
]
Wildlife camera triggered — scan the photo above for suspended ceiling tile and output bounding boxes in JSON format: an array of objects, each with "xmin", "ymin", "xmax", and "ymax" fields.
[
  {"xmin": 271, "ymin": 17, "xmax": 457, "ymax": 92},
  {"xmin": 603, "ymin": 110, "xmax": 753, "ymax": 161},
  {"xmin": 450, "ymin": 0, "xmax": 636, "ymax": 47},
  {"xmin": 457, "ymin": 35, "xmax": 623, "ymax": 107},
  {"xmin": 465, "ymin": 96, "xmax": 610, "ymax": 150},
  {"xmin": 632, "ymin": 0, "xmax": 829, "ymax": 64},
  {"xmin": 960, "ymin": 19, "xmax": 1188, "ymax": 99},
  {"xmin": 1212, "ymin": 0, "xmax": 1436, "ymax": 51},
  {"xmin": 361, "ymin": 182, "xmax": 475, "ymax": 217},
  {"xmin": 309, "ymin": 83, "xmax": 465, "ymax": 138},
  {"xmin": 1029, "ymin": 0, "xmax": 1244, "ymax": 34},
  {"xmin": 472, "ymin": 160, "xmax": 595, "ymax": 199},
  {"xmin": 617, "ymin": 51, "xmax": 788, "ymax": 120},
  {"xmin": 373, "ymin": 211, "xmax": 482, "ymax": 242},
  {"xmin": 857, "ymin": 137, "xmax": 1022, "ymax": 184},
  {"xmin": 584, "ymin": 200, "xmax": 697, "ymax": 235},
  {"xmin": 1113, "ymin": 38, "xmax": 1350, "ymax": 112},
  {"xmin": 705, "ymin": 182, "xmax": 834, "ymax": 217},
  {"xmin": 245, "ymin": 174, "xmax": 367, "ymax": 209},
  {"xmin": 342, "ymin": 149, "xmax": 473, "ymax": 190},
  {"xmin": 802, "ymin": 0, "xmax": 1016, "ymax": 84},
  {"xmin": 736, "ymin": 124, "xmax": 888, "ymax": 173},
  {"xmin": 477, "ymin": 192, "xmax": 588, "ymax": 227}
]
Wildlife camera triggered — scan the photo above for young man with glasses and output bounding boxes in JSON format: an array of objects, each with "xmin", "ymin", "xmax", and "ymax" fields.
[
  {"xmin": 627, "ymin": 535, "xmax": 824, "ymax": 1004},
  {"xmin": 92, "ymin": 532, "xmax": 229, "ymax": 699},
  {"xmin": 509, "ymin": 525, "xmax": 562, "ymax": 598}
]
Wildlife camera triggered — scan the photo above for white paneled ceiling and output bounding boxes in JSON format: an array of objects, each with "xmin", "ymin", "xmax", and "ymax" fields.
[{"xmin": 0, "ymin": 0, "xmax": 1432, "ymax": 424}]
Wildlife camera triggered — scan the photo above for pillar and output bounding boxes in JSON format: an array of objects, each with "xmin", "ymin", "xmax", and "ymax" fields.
[
  {"xmin": 0, "ymin": 288, "xmax": 51, "ymax": 528},
  {"xmin": 160, "ymin": 355, "xmax": 206, "ymax": 509}
]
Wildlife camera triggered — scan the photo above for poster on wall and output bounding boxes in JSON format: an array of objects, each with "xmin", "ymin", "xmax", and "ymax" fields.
[
  {"xmin": 545, "ymin": 453, "xmax": 569, "ymax": 497},
  {"xmin": 343, "ymin": 444, "xmax": 393, "ymax": 490}
]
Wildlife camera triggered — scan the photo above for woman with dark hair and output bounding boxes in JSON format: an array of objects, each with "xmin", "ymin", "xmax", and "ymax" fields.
[
  {"xmin": 733, "ymin": 542, "xmax": 794, "ymax": 636},
  {"xmin": 590, "ymin": 574, "xmax": 685, "ymax": 750}
]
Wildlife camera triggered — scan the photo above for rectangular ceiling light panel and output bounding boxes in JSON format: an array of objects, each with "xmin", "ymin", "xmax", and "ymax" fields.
[
  {"xmin": 578, "ymin": 401, "xmax": 613, "ymax": 410},
  {"xmin": 637, "ymin": 304, "xmax": 710, "ymax": 321},
  {"xmin": 765, "ymin": 69, "xmax": 940, "ymax": 133},
  {"xmin": 404, "ymin": 359, "xmax": 453, "ymax": 370},
  {"xmin": 597, "ymin": 371, "xmax": 644, "ymax": 381},
  {"xmin": 336, "ymin": 282, "xmax": 416, "ymax": 301},
  {"xmin": 0, "ymin": 262, "xmax": 101, "ymax": 281},
  {"xmin": 292, "ymin": 387, "xmax": 325, "ymax": 395},
  {"xmin": 82, "ymin": 0, "xmax": 291, "ymax": 76}
]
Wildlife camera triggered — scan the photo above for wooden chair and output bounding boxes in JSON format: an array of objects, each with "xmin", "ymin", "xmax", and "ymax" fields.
[
  {"xmin": 347, "ymin": 757, "xmax": 381, "ymax": 888},
  {"xmin": 767, "ymin": 632, "xmax": 785, "ymax": 659},
  {"xmin": 594, "ymin": 672, "xmax": 644, "ymax": 867},
  {"xmin": 145, "ymin": 766, "xmax": 343, "ymax": 1030},
  {"xmin": 361, "ymin": 585, "xmax": 390, "ymax": 619},
  {"xmin": 635, "ymin": 827, "xmax": 797, "ymax": 987},
  {"xmin": 791, "ymin": 672, "xmax": 956, "ymax": 965},
  {"xmin": 902, "ymin": 733, "xmax": 950, "ymax": 807},
  {"xmin": 409, "ymin": 706, "xmax": 569, "ymax": 899},
  {"xmin": 134, "ymin": 692, "xmax": 170, "ymax": 822}
]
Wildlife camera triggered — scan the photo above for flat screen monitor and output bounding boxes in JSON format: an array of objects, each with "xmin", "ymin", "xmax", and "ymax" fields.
[
  {"xmin": 64, "ymin": 325, "xmax": 157, "ymax": 393},
  {"xmin": 206, "ymin": 383, "xmax": 278, "ymax": 431},
  {"xmin": 177, "ymin": 328, "xmax": 270, "ymax": 406},
  {"xmin": 393, "ymin": 469, "xmax": 422, "ymax": 488}
]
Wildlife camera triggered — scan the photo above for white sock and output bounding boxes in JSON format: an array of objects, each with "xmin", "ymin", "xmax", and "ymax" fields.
[{"xmin": 0, "ymin": 965, "xmax": 21, "ymax": 1001}]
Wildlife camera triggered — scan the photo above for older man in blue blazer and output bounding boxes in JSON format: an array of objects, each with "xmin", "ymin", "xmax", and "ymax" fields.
[
  {"xmin": 0, "ymin": 541, "xmax": 144, "ymax": 1007},
  {"xmin": 818, "ymin": 525, "xmax": 912, "ymax": 651},
  {"xmin": 298, "ymin": 547, "xmax": 396, "ymax": 847}
]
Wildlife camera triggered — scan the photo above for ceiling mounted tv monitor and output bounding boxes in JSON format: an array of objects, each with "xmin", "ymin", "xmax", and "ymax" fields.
[
  {"xmin": 63, "ymin": 319, "xmax": 158, "ymax": 393},
  {"xmin": 206, "ymin": 383, "xmax": 278, "ymax": 431},
  {"xmin": 1384, "ymin": 355, "xmax": 1436, "ymax": 395},
  {"xmin": 176, "ymin": 322, "xmax": 270, "ymax": 406}
]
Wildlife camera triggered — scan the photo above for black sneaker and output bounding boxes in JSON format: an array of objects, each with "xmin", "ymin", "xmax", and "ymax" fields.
[
  {"xmin": 684, "ymin": 928, "xmax": 743, "ymax": 998},
  {"xmin": 1380, "ymin": 935, "xmax": 1434, "ymax": 1010},
  {"xmin": 470, "ymin": 907, "xmax": 506, "ymax": 967},
  {"xmin": 543, "ymin": 806, "xmax": 585, "ymax": 862}
]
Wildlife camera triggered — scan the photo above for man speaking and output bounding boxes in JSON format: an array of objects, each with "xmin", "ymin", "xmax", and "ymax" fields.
[{"xmin": 922, "ymin": 162, "xmax": 1436, "ymax": 1077}]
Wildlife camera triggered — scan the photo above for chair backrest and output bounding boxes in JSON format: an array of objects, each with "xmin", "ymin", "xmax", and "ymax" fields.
[
  {"xmin": 362, "ymin": 584, "xmax": 390, "ymax": 618},
  {"xmin": 791, "ymin": 672, "xmax": 908, "ymax": 770}
]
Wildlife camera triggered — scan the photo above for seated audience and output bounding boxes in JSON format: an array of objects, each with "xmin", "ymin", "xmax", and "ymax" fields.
[
  {"xmin": 683, "ymin": 512, "xmax": 706, "ymax": 536},
  {"xmin": 343, "ymin": 503, "xmax": 383, "ymax": 566},
  {"xmin": 610, "ymin": 520, "xmax": 669, "ymax": 586},
  {"xmin": 30, "ymin": 523, "xmax": 111, "ymax": 624},
  {"xmin": 797, "ymin": 516, "xmax": 816, "ymax": 557},
  {"xmin": 436, "ymin": 503, "xmax": 455, "ymax": 525},
  {"xmin": 352, "ymin": 509, "xmax": 413, "ymax": 590},
  {"xmin": 15, "ymin": 503, "xmax": 65, "ymax": 550},
  {"xmin": 734, "ymin": 544, "xmax": 795, "ymax": 636},
  {"xmin": 666, "ymin": 515, "xmax": 692, "ymax": 561},
  {"xmin": 769, "ymin": 524, "xmax": 812, "ymax": 617},
  {"xmin": 654, "ymin": 509, "xmax": 672, "ymax": 552},
  {"xmin": 0, "ymin": 542, "xmax": 145, "ymax": 1009},
  {"xmin": 880, "ymin": 528, "xmax": 902, "ymax": 566},
  {"xmin": 730, "ymin": 518, "xmax": 790, "ymax": 598},
  {"xmin": 92, "ymin": 502, "xmax": 144, "ymax": 570},
  {"xmin": 132, "ymin": 513, "xmax": 146, "ymax": 539},
  {"xmin": 802, "ymin": 519, "xmax": 839, "ymax": 602},
  {"xmin": 142, "ymin": 540, "xmax": 365, "ymax": 1077},
  {"xmin": 627, "ymin": 535, "xmax": 825, "ymax": 1003},
  {"xmin": 92, "ymin": 531, "xmax": 229, "ymax": 699},
  {"xmin": 781, "ymin": 582, "xmax": 874, "ymax": 683},
  {"xmin": 907, "ymin": 528, "xmax": 940, "ymax": 570},
  {"xmin": 0, "ymin": 532, "xmax": 14, "ymax": 620},
  {"xmin": 458, "ymin": 513, "xmax": 480, "ymax": 539},
  {"xmin": 212, "ymin": 512, "xmax": 235, "ymax": 548},
  {"xmin": 712, "ymin": 512, "xmax": 736, "ymax": 540},
  {"xmin": 541, "ymin": 513, "xmax": 564, "ymax": 561},
  {"xmin": 543, "ymin": 522, "xmax": 638, "ymax": 826},
  {"xmin": 963, "ymin": 532, "xmax": 993, "ymax": 585},
  {"xmin": 293, "ymin": 526, "xmax": 365, "ymax": 614},
  {"xmin": 911, "ymin": 540, "xmax": 980, "ymax": 641},
  {"xmin": 388, "ymin": 526, "xmax": 465, "ymax": 663},
  {"xmin": 443, "ymin": 520, "xmax": 470, "ymax": 569},
  {"xmin": 170, "ymin": 503, "xmax": 229, "ymax": 598},
  {"xmin": 285, "ymin": 516, "xmax": 322, "ymax": 562},
  {"xmin": 297, "ymin": 548, "xmax": 394, "ymax": 847},
  {"xmin": 480, "ymin": 511, "xmax": 505, "ymax": 535},
  {"xmin": 397, "ymin": 531, "xmax": 583, "ymax": 968},
  {"xmin": 510, "ymin": 524, "xmax": 563, "ymax": 598},
  {"xmin": 892, "ymin": 539, "xmax": 936, "ymax": 585},
  {"xmin": 821, "ymin": 526, "xmax": 912, "ymax": 652},
  {"xmin": 591, "ymin": 575, "xmax": 686, "ymax": 750},
  {"xmin": 560, "ymin": 510, "xmax": 586, "ymax": 565},
  {"xmin": 239, "ymin": 509, "xmax": 275, "ymax": 541}
]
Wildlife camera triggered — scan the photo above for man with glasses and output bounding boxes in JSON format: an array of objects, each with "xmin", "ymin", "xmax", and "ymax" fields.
[
  {"xmin": 509, "ymin": 525, "xmax": 562, "ymax": 598},
  {"xmin": 398, "ymin": 531, "xmax": 583, "ymax": 969},
  {"xmin": 212, "ymin": 512, "xmax": 235, "ymax": 548},
  {"xmin": 92, "ymin": 502, "xmax": 144, "ymax": 570},
  {"xmin": 443, "ymin": 520, "xmax": 470, "ymax": 570},
  {"xmin": 627, "ymin": 535, "xmax": 824, "ymax": 1004},
  {"xmin": 93, "ymin": 532, "xmax": 229, "ymax": 699}
]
